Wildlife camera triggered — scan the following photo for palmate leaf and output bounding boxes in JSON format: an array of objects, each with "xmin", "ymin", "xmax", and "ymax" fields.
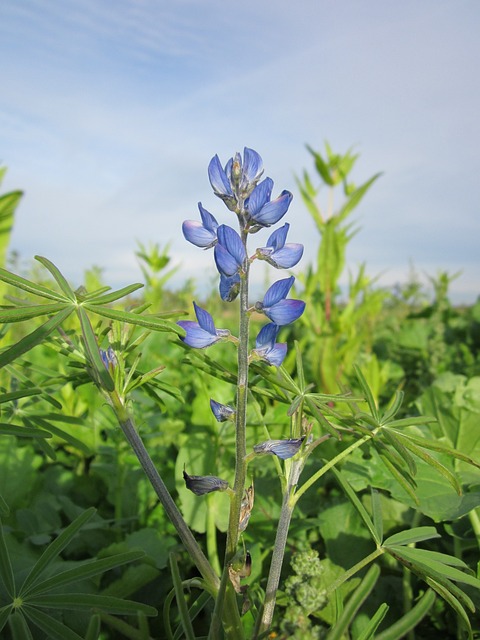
[
  {"xmin": 0, "ymin": 605, "xmax": 14, "ymax": 634},
  {"xmin": 336, "ymin": 172, "xmax": 382, "ymax": 224},
  {"xmin": 0, "ymin": 307, "xmax": 74, "ymax": 368},
  {"xmin": 20, "ymin": 508, "xmax": 96, "ymax": 596},
  {"xmin": 383, "ymin": 526, "xmax": 440, "ymax": 547},
  {"xmin": 22, "ymin": 605, "xmax": 84, "ymax": 640}
]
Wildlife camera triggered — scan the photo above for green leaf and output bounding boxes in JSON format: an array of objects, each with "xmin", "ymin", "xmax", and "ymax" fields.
[
  {"xmin": 0, "ymin": 518, "xmax": 15, "ymax": 597},
  {"xmin": 0, "ymin": 423, "xmax": 51, "ymax": 438},
  {"xmin": 169, "ymin": 553, "xmax": 196, "ymax": 640},
  {"xmin": 0, "ymin": 267, "xmax": 67, "ymax": 301},
  {"xmin": 375, "ymin": 589, "xmax": 436, "ymax": 640},
  {"xmin": 25, "ymin": 551, "xmax": 145, "ymax": 597},
  {"xmin": 305, "ymin": 397, "xmax": 341, "ymax": 439},
  {"xmin": 307, "ymin": 145, "xmax": 334, "ymax": 186},
  {"xmin": 34, "ymin": 256, "xmax": 76, "ymax": 301},
  {"xmin": 20, "ymin": 507, "xmax": 96, "ymax": 596},
  {"xmin": 6, "ymin": 610, "xmax": 33, "ymax": 640},
  {"xmin": 84, "ymin": 283, "xmax": 144, "ymax": 305},
  {"xmin": 0, "ymin": 307, "xmax": 74, "ymax": 367},
  {"xmin": 336, "ymin": 172, "xmax": 382, "ymax": 223},
  {"xmin": 0, "ymin": 190, "xmax": 22, "ymax": 268},
  {"xmin": 22, "ymin": 605, "xmax": 84, "ymax": 640},
  {"xmin": 331, "ymin": 467, "xmax": 381, "ymax": 546},
  {"xmin": 423, "ymin": 577, "xmax": 473, "ymax": 640},
  {"xmin": 84, "ymin": 303, "xmax": 183, "ymax": 334},
  {"xmin": 76, "ymin": 306, "xmax": 114, "ymax": 392},
  {"xmin": 27, "ymin": 593, "xmax": 157, "ymax": 616},
  {"xmin": 0, "ymin": 605, "xmax": 14, "ymax": 634},
  {"xmin": 326, "ymin": 564, "xmax": 380, "ymax": 640},
  {"xmin": 0, "ymin": 302, "xmax": 70, "ymax": 323},
  {"xmin": 354, "ymin": 365, "xmax": 379, "ymax": 422},
  {"xmin": 393, "ymin": 432, "xmax": 462, "ymax": 495},
  {"xmin": 383, "ymin": 526, "xmax": 440, "ymax": 547},
  {"xmin": 371, "ymin": 488, "xmax": 383, "ymax": 545},
  {"xmin": 381, "ymin": 429, "xmax": 417, "ymax": 476},
  {"xmin": 28, "ymin": 417, "xmax": 90, "ymax": 454},
  {"xmin": 386, "ymin": 546, "xmax": 480, "ymax": 590},
  {"xmin": 84, "ymin": 614, "xmax": 101, "ymax": 640},
  {"xmin": 390, "ymin": 429, "xmax": 480, "ymax": 470},
  {"xmin": 380, "ymin": 390, "xmax": 404, "ymax": 425},
  {"xmin": 356, "ymin": 603, "xmax": 389, "ymax": 640},
  {"xmin": 386, "ymin": 416, "xmax": 437, "ymax": 429}
]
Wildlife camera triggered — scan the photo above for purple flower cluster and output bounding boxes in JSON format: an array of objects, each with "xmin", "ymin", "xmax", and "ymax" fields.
[{"xmin": 178, "ymin": 147, "xmax": 305, "ymax": 368}]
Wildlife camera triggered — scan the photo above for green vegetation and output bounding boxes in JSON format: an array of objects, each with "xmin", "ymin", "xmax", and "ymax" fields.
[{"xmin": 0, "ymin": 146, "xmax": 478, "ymax": 639}]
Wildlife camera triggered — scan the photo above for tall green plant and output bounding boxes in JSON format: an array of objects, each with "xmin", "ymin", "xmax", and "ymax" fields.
[
  {"xmin": 0, "ymin": 167, "xmax": 22, "ymax": 269},
  {"xmin": 296, "ymin": 143, "xmax": 384, "ymax": 393}
]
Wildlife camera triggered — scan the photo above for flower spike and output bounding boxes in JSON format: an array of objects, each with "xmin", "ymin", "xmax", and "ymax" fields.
[{"xmin": 177, "ymin": 302, "xmax": 230, "ymax": 348}]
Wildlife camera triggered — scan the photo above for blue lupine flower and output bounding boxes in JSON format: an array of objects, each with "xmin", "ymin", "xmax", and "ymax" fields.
[
  {"xmin": 214, "ymin": 225, "xmax": 246, "ymax": 277},
  {"xmin": 253, "ymin": 437, "xmax": 305, "ymax": 460},
  {"xmin": 183, "ymin": 469, "xmax": 229, "ymax": 495},
  {"xmin": 177, "ymin": 302, "xmax": 229, "ymax": 348},
  {"xmin": 252, "ymin": 323, "xmax": 287, "ymax": 367},
  {"xmin": 182, "ymin": 203, "xmax": 219, "ymax": 248},
  {"xmin": 208, "ymin": 148, "xmax": 264, "ymax": 207},
  {"xmin": 219, "ymin": 273, "xmax": 241, "ymax": 302},
  {"xmin": 210, "ymin": 399, "xmax": 236, "ymax": 422},
  {"xmin": 246, "ymin": 178, "xmax": 293, "ymax": 229},
  {"xmin": 256, "ymin": 223, "xmax": 304, "ymax": 269},
  {"xmin": 100, "ymin": 346, "xmax": 117, "ymax": 370},
  {"xmin": 256, "ymin": 276, "xmax": 305, "ymax": 325}
]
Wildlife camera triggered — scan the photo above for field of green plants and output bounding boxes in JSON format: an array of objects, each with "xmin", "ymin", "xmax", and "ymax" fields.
[{"xmin": 0, "ymin": 146, "xmax": 479, "ymax": 640}]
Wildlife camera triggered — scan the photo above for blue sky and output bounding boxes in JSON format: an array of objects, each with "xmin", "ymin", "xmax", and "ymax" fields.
[{"xmin": 1, "ymin": 0, "xmax": 479, "ymax": 302}]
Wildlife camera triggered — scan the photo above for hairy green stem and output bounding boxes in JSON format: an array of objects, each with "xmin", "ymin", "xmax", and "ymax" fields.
[
  {"xmin": 253, "ymin": 459, "xmax": 302, "ymax": 638},
  {"xmin": 208, "ymin": 224, "xmax": 250, "ymax": 639},
  {"xmin": 109, "ymin": 392, "xmax": 220, "ymax": 594}
]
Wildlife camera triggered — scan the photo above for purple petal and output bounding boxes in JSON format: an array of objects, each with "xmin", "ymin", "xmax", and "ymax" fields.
[
  {"xmin": 264, "ymin": 343, "xmax": 287, "ymax": 367},
  {"xmin": 198, "ymin": 203, "xmax": 219, "ymax": 233},
  {"xmin": 242, "ymin": 147, "xmax": 263, "ymax": 183},
  {"xmin": 219, "ymin": 273, "xmax": 240, "ymax": 302},
  {"xmin": 265, "ymin": 299, "xmax": 306, "ymax": 325},
  {"xmin": 214, "ymin": 243, "xmax": 240, "ymax": 277},
  {"xmin": 266, "ymin": 223, "xmax": 289, "ymax": 251},
  {"xmin": 210, "ymin": 399, "xmax": 235, "ymax": 422},
  {"xmin": 268, "ymin": 244, "xmax": 304, "ymax": 269},
  {"xmin": 253, "ymin": 437, "xmax": 305, "ymax": 460},
  {"xmin": 247, "ymin": 178, "xmax": 273, "ymax": 217},
  {"xmin": 193, "ymin": 302, "xmax": 216, "ymax": 335},
  {"xmin": 255, "ymin": 323, "xmax": 279, "ymax": 349},
  {"xmin": 263, "ymin": 277, "xmax": 295, "ymax": 307},
  {"xmin": 183, "ymin": 470, "xmax": 229, "ymax": 495},
  {"xmin": 182, "ymin": 220, "xmax": 216, "ymax": 248},
  {"xmin": 177, "ymin": 320, "xmax": 219, "ymax": 348},
  {"xmin": 252, "ymin": 190, "xmax": 293, "ymax": 226},
  {"xmin": 208, "ymin": 154, "xmax": 233, "ymax": 197},
  {"xmin": 217, "ymin": 225, "xmax": 246, "ymax": 267}
]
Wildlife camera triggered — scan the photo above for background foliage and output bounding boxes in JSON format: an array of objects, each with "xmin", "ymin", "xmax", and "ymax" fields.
[{"xmin": 0, "ymin": 150, "xmax": 479, "ymax": 639}]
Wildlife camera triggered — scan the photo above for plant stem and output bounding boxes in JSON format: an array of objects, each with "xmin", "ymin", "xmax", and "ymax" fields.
[
  {"xmin": 109, "ymin": 392, "xmax": 219, "ymax": 594},
  {"xmin": 208, "ymin": 223, "xmax": 250, "ymax": 639},
  {"xmin": 326, "ymin": 548, "xmax": 384, "ymax": 595},
  {"xmin": 253, "ymin": 459, "xmax": 301, "ymax": 638}
]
